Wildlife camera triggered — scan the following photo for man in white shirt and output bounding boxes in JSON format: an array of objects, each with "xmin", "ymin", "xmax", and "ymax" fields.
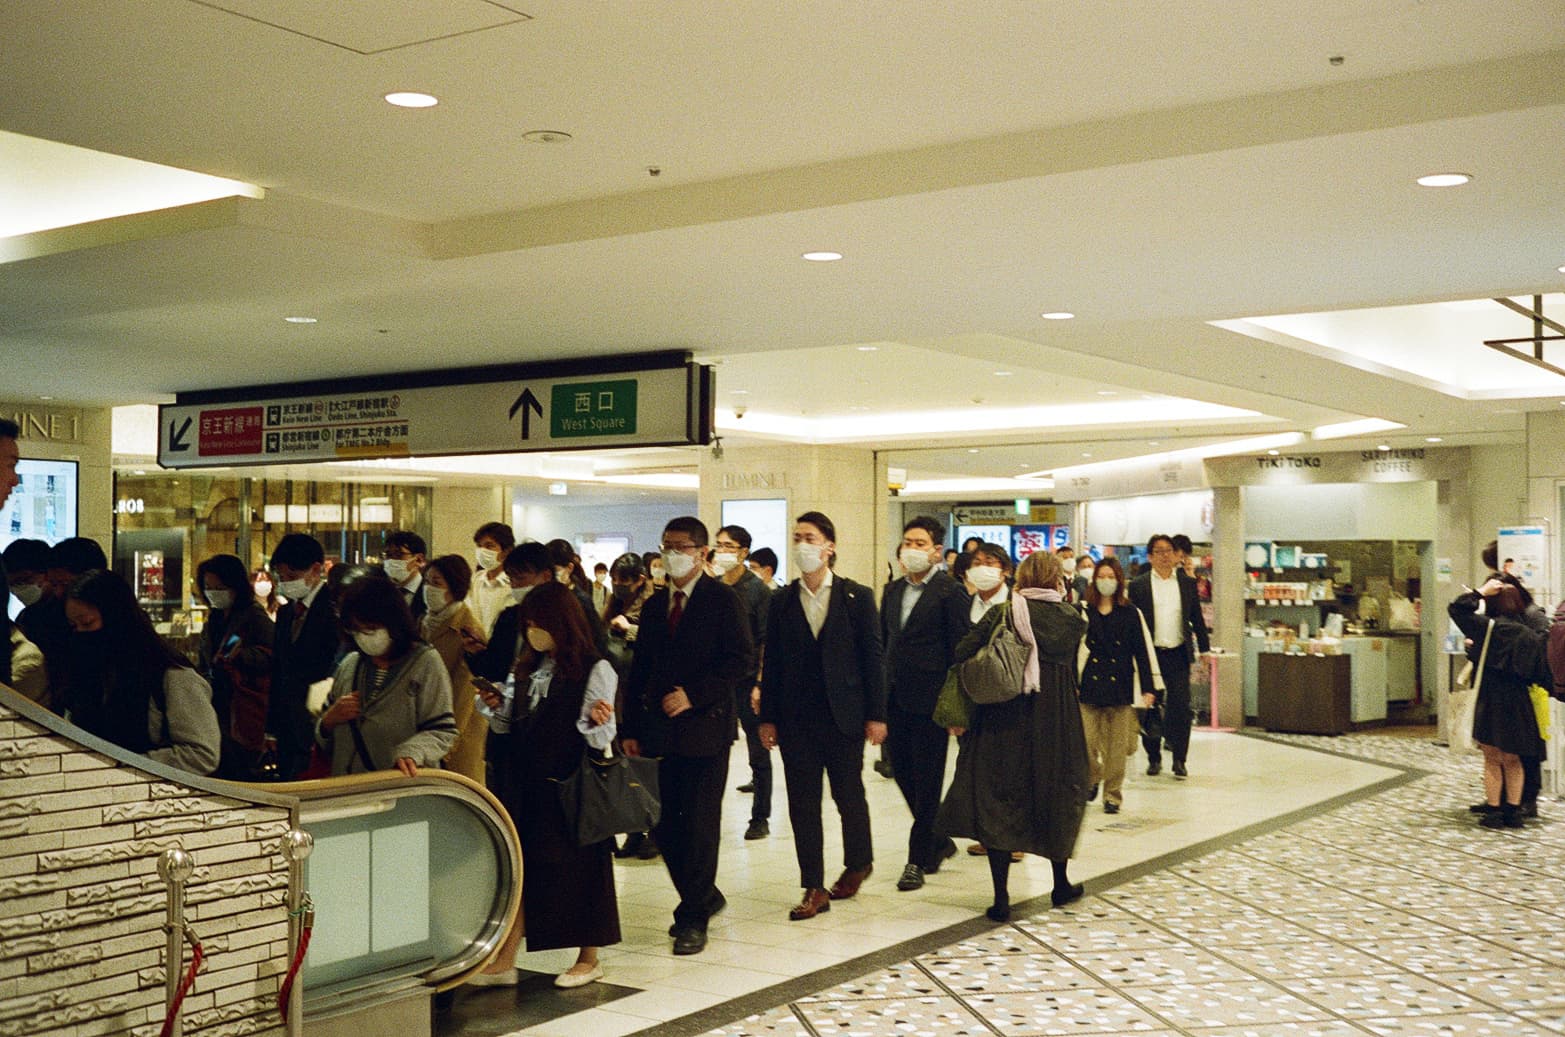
[
  {"xmin": 469, "ymin": 522, "xmax": 514, "ymax": 635},
  {"xmin": 1127, "ymin": 534, "xmax": 1210, "ymax": 779}
]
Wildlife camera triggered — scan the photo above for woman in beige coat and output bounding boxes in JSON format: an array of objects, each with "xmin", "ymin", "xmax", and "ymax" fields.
[{"xmin": 421, "ymin": 554, "xmax": 488, "ymax": 782}]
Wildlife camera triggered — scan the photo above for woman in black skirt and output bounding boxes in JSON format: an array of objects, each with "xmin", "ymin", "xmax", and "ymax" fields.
[
  {"xmin": 472, "ymin": 582, "xmax": 622, "ymax": 988},
  {"xmin": 1449, "ymin": 581, "xmax": 1550, "ymax": 830},
  {"xmin": 939, "ymin": 550, "xmax": 1089, "ymax": 921}
]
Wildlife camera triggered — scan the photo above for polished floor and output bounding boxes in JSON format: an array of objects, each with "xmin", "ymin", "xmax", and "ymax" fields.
[{"xmin": 439, "ymin": 728, "xmax": 1565, "ymax": 1037}]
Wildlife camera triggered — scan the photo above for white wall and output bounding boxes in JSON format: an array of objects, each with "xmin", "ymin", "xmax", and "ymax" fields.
[
  {"xmin": 1244, "ymin": 481, "xmax": 1438, "ymax": 541},
  {"xmin": 512, "ymin": 499, "xmax": 695, "ymax": 557}
]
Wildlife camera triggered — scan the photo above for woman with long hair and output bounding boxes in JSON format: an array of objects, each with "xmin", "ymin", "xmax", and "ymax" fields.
[
  {"xmin": 470, "ymin": 581, "xmax": 621, "ymax": 988},
  {"xmin": 420, "ymin": 554, "xmax": 488, "ymax": 783},
  {"xmin": 316, "ymin": 575, "xmax": 456, "ymax": 777},
  {"xmin": 1078, "ymin": 556, "xmax": 1158, "ymax": 815},
  {"xmin": 63, "ymin": 570, "xmax": 221, "ymax": 775},
  {"xmin": 196, "ymin": 553, "xmax": 275, "ymax": 779},
  {"xmin": 939, "ymin": 550, "xmax": 1089, "ymax": 921}
]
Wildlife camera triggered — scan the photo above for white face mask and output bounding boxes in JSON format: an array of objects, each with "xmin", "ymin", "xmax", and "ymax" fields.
[
  {"xmin": 900, "ymin": 547, "xmax": 934, "ymax": 575},
  {"xmin": 662, "ymin": 550, "xmax": 698, "ymax": 582},
  {"xmin": 383, "ymin": 558, "xmax": 411, "ymax": 583},
  {"xmin": 277, "ymin": 578, "xmax": 310, "ymax": 601},
  {"xmin": 354, "ymin": 628, "xmax": 392, "ymax": 657},
  {"xmin": 1078, "ymin": 566, "xmax": 1094, "ymax": 583},
  {"xmin": 649, "ymin": 565, "xmax": 666, "ymax": 582},
  {"xmin": 711, "ymin": 551, "xmax": 741, "ymax": 574},
  {"xmin": 475, "ymin": 547, "xmax": 500, "ymax": 571},
  {"xmin": 204, "ymin": 589, "xmax": 234, "ymax": 611},
  {"xmin": 555, "ymin": 566, "xmax": 572, "ymax": 584},
  {"xmin": 1096, "ymin": 576, "xmax": 1119, "ymax": 597},
  {"xmin": 793, "ymin": 542, "xmax": 827, "ymax": 575},
  {"xmin": 11, "ymin": 582, "xmax": 43, "ymax": 607},
  {"xmin": 968, "ymin": 566, "xmax": 1004, "ymax": 592},
  {"xmin": 423, "ymin": 584, "xmax": 448, "ymax": 612},
  {"xmin": 1059, "ymin": 557, "xmax": 1077, "ymax": 574},
  {"xmin": 510, "ymin": 584, "xmax": 534, "ymax": 604},
  {"xmin": 525, "ymin": 627, "xmax": 556, "ymax": 653},
  {"xmin": 253, "ymin": 580, "xmax": 273, "ymax": 599}
]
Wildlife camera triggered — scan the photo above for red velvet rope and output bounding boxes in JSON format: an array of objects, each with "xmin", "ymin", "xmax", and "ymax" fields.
[
  {"xmin": 158, "ymin": 934, "xmax": 204, "ymax": 1037},
  {"xmin": 278, "ymin": 923, "xmax": 312, "ymax": 1021}
]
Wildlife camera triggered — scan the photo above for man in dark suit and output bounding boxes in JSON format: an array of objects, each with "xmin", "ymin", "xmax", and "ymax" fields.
[
  {"xmin": 382, "ymin": 529, "xmax": 428, "ymax": 621},
  {"xmin": 1128, "ymin": 533, "xmax": 1210, "ymax": 779},
  {"xmin": 622, "ymin": 516, "xmax": 753, "ymax": 956},
  {"xmin": 268, "ymin": 534, "xmax": 342, "ymax": 780},
  {"xmin": 880, "ymin": 516, "xmax": 970, "ymax": 891},
  {"xmin": 759, "ymin": 511, "xmax": 885, "ymax": 921},
  {"xmin": 714, "ymin": 523, "xmax": 774, "ymax": 840}
]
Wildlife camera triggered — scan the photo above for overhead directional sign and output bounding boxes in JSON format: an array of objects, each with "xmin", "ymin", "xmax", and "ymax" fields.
[{"xmin": 158, "ymin": 353, "xmax": 714, "ymax": 469}]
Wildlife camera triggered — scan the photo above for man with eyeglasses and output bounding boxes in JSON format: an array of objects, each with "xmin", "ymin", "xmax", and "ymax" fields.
[
  {"xmin": 622, "ymin": 517, "xmax": 753, "ymax": 956},
  {"xmin": 1128, "ymin": 533, "xmax": 1210, "ymax": 779}
]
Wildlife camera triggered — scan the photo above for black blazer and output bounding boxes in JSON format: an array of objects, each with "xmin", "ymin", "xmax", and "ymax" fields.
[
  {"xmin": 1128, "ymin": 570, "xmax": 1210, "ymax": 654},
  {"xmin": 760, "ymin": 575, "xmax": 885, "ymax": 739},
  {"xmin": 623, "ymin": 574, "xmax": 752, "ymax": 758},
  {"xmin": 880, "ymin": 570, "xmax": 971, "ymax": 715},
  {"xmin": 269, "ymin": 590, "xmax": 341, "ymax": 773}
]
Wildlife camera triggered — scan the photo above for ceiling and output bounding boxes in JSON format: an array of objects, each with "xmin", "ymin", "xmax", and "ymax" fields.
[{"xmin": 4, "ymin": 0, "xmax": 1565, "ymax": 491}]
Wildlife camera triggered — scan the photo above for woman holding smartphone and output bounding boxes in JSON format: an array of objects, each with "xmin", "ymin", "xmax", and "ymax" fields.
[
  {"xmin": 197, "ymin": 554, "xmax": 276, "ymax": 779},
  {"xmin": 469, "ymin": 581, "xmax": 621, "ymax": 989}
]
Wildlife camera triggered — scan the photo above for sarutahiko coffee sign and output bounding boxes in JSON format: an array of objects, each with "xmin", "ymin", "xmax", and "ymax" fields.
[{"xmin": 1207, "ymin": 447, "xmax": 1463, "ymax": 486}]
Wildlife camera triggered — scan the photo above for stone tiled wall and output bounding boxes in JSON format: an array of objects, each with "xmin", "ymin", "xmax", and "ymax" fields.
[{"xmin": 0, "ymin": 699, "xmax": 293, "ymax": 1037}]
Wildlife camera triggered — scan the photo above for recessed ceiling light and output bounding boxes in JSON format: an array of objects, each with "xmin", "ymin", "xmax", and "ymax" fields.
[
  {"xmin": 802, "ymin": 251, "xmax": 843, "ymax": 262},
  {"xmin": 994, "ymin": 370, "xmax": 1013, "ymax": 377},
  {"xmin": 1558, "ymin": 265, "xmax": 1565, "ymax": 274},
  {"xmin": 384, "ymin": 91, "xmax": 438, "ymax": 108},
  {"xmin": 523, "ymin": 130, "xmax": 572, "ymax": 144},
  {"xmin": 1081, "ymin": 452, "xmax": 1092, "ymax": 458},
  {"xmin": 1425, "ymin": 436, "xmax": 1443, "ymax": 442},
  {"xmin": 133, "ymin": 469, "xmax": 146, "ymax": 475},
  {"xmin": 1267, "ymin": 449, "xmax": 1280, "ymax": 456},
  {"xmin": 284, "ymin": 316, "xmax": 317, "ymax": 324},
  {"xmin": 1096, "ymin": 390, "xmax": 1117, "ymax": 396},
  {"xmin": 1147, "ymin": 441, "xmax": 1159, "ymax": 447},
  {"xmin": 1376, "ymin": 443, "xmax": 1391, "ymax": 451},
  {"xmin": 967, "ymin": 448, "xmax": 980, "ymax": 454},
  {"xmin": 1416, "ymin": 172, "xmax": 1471, "ymax": 188},
  {"xmin": 38, "ymin": 395, "xmax": 53, "ymax": 400},
  {"xmin": 855, "ymin": 345, "xmax": 879, "ymax": 352},
  {"xmin": 847, "ymin": 406, "xmax": 869, "ymax": 412},
  {"xmin": 1041, "ymin": 311, "xmax": 1075, "ymax": 320},
  {"xmin": 730, "ymin": 389, "xmax": 751, "ymax": 395}
]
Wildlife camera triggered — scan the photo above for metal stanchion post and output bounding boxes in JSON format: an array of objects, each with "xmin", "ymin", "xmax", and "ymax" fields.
[
  {"xmin": 157, "ymin": 847, "xmax": 196, "ymax": 1037},
  {"xmin": 281, "ymin": 829, "xmax": 315, "ymax": 1036}
]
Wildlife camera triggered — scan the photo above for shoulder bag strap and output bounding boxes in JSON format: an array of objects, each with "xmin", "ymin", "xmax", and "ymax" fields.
[
  {"xmin": 1472, "ymin": 618, "xmax": 1493, "ymax": 697},
  {"xmin": 1138, "ymin": 608, "xmax": 1164, "ymax": 690}
]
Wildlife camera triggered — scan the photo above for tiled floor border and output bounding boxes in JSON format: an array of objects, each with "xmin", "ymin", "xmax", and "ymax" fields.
[{"xmin": 651, "ymin": 731, "xmax": 1426, "ymax": 1037}]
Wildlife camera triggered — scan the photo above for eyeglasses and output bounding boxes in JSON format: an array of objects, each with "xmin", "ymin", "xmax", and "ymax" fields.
[{"xmin": 660, "ymin": 542, "xmax": 699, "ymax": 553}]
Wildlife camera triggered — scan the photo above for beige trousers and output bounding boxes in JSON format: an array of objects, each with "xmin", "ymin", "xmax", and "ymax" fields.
[{"xmin": 1080, "ymin": 703, "xmax": 1139, "ymax": 807}]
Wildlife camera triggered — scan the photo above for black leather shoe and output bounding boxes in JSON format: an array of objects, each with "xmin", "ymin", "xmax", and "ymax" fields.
[
  {"xmin": 637, "ymin": 833, "xmax": 660, "ymax": 859},
  {"xmin": 925, "ymin": 838, "xmax": 958, "ymax": 874},
  {"xmin": 1104, "ymin": 802, "xmax": 1120, "ymax": 814},
  {"xmin": 1469, "ymin": 802, "xmax": 1500, "ymax": 814},
  {"xmin": 671, "ymin": 926, "xmax": 707, "ymax": 955},
  {"xmin": 1521, "ymin": 800, "xmax": 1539, "ymax": 819},
  {"xmin": 1087, "ymin": 783, "xmax": 1099, "ymax": 802},
  {"xmin": 1146, "ymin": 761, "xmax": 1162, "ymax": 776},
  {"xmin": 1051, "ymin": 882, "xmax": 1085, "ymax": 907},
  {"xmin": 1172, "ymin": 761, "xmax": 1187, "ymax": 779},
  {"xmin": 896, "ymin": 864, "xmax": 925, "ymax": 891},
  {"xmin": 744, "ymin": 819, "xmax": 769, "ymax": 840},
  {"xmin": 615, "ymin": 832, "xmax": 645, "ymax": 858},
  {"xmin": 737, "ymin": 782, "xmax": 755, "ymax": 793}
]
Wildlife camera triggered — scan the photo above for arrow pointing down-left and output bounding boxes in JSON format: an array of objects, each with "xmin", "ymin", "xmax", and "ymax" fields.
[{"xmin": 169, "ymin": 417, "xmax": 192, "ymax": 452}]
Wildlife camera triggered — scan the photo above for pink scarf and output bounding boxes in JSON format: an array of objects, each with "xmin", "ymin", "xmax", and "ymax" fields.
[{"xmin": 1011, "ymin": 586, "xmax": 1063, "ymax": 694}]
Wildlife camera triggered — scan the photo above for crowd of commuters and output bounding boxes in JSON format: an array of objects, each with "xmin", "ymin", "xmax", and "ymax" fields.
[{"xmin": 3, "ymin": 412, "xmax": 1550, "ymax": 995}]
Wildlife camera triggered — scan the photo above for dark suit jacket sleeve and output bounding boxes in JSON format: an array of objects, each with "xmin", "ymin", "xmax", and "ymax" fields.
[
  {"xmin": 851, "ymin": 584, "xmax": 887, "ymax": 724},
  {"xmin": 622, "ymin": 593, "xmax": 661, "ymax": 742},
  {"xmin": 685, "ymin": 582, "xmax": 752, "ymax": 711},
  {"xmin": 941, "ymin": 579, "xmax": 972, "ymax": 663},
  {"xmin": 467, "ymin": 606, "xmax": 519, "ymax": 681},
  {"xmin": 1183, "ymin": 573, "xmax": 1211, "ymax": 653},
  {"xmin": 877, "ymin": 580, "xmax": 898, "ymax": 696},
  {"xmin": 758, "ymin": 586, "xmax": 787, "ymax": 724}
]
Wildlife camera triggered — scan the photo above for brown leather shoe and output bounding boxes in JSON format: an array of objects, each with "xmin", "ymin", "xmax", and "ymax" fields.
[
  {"xmin": 789, "ymin": 887, "xmax": 831, "ymax": 920},
  {"xmin": 828, "ymin": 865, "xmax": 872, "ymax": 900}
]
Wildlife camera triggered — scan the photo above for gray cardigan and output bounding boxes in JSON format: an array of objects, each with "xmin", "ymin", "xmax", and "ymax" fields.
[
  {"xmin": 149, "ymin": 667, "xmax": 222, "ymax": 776},
  {"xmin": 316, "ymin": 643, "xmax": 457, "ymax": 774}
]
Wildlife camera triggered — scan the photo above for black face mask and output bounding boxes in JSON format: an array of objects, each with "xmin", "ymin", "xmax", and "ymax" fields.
[{"xmin": 612, "ymin": 583, "xmax": 640, "ymax": 603}]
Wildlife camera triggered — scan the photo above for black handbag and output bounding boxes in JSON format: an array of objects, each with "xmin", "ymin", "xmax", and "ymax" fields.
[{"xmin": 554, "ymin": 748, "xmax": 661, "ymax": 847}]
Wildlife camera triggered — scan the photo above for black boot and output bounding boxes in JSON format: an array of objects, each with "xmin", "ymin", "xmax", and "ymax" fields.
[
  {"xmin": 985, "ymin": 849, "xmax": 1011, "ymax": 921},
  {"xmin": 1050, "ymin": 859, "xmax": 1084, "ymax": 907},
  {"xmin": 1503, "ymin": 804, "xmax": 1525, "ymax": 829}
]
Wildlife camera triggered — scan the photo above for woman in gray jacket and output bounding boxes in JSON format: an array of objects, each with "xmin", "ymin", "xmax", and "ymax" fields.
[{"xmin": 318, "ymin": 575, "xmax": 457, "ymax": 776}]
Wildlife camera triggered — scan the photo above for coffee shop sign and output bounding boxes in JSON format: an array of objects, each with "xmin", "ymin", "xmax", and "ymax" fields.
[{"xmin": 1256, "ymin": 455, "xmax": 1321, "ymax": 469}]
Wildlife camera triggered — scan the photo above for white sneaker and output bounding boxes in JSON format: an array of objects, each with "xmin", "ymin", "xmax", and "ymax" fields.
[
  {"xmin": 554, "ymin": 963, "xmax": 604, "ymax": 989},
  {"xmin": 467, "ymin": 968, "xmax": 519, "ymax": 987}
]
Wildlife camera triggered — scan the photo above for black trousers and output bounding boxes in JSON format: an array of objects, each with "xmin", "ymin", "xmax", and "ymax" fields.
[
  {"xmin": 653, "ymin": 751, "xmax": 729, "ymax": 929},
  {"xmin": 886, "ymin": 702, "xmax": 950, "ymax": 868},
  {"xmin": 1145, "ymin": 644, "xmax": 1193, "ymax": 765},
  {"xmin": 778, "ymin": 712, "xmax": 873, "ymax": 889},
  {"xmin": 736, "ymin": 683, "xmax": 772, "ymax": 822}
]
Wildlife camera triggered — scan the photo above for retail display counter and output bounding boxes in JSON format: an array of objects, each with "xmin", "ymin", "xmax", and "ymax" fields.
[{"xmin": 1244, "ymin": 633, "xmax": 1418, "ymax": 727}]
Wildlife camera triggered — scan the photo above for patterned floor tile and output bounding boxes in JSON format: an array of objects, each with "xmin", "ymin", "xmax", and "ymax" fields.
[
  {"xmin": 930, "ymin": 927, "xmax": 1061, "ymax": 958},
  {"xmin": 1290, "ymin": 909, "xmax": 1461, "ymax": 945},
  {"xmin": 1365, "ymin": 935, "xmax": 1555, "ymax": 975},
  {"xmin": 1224, "ymin": 940, "xmax": 1409, "ymax": 979},
  {"xmin": 919, "ymin": 952, "xmax": 1101, "ymax": 994},
  {"xmin": 704, "ymin": 1005, "xmax": 813, "ymax": 1036},
  {"xmin": 1356, "ymin": 1011, "xmax": 1561, "ymax": 1035},
  {"xmin": 1130, "ymin": 980, "xmax": 1330, "ymax": 1029},
  {"xmin": 1436, "ymin": 967, "xmax": 1565, "ymax": 1015},
  {"xmin": 1187, "ymin": 1023, "xmax": 1369, "ymax": 1037},
  {"xmin": 1273, "ymin": 973, "xmax": 1480, "ymax": 1018},
  {"xmin": 1143, "ymin": 910, "xmax": 1322, "ymax": 947},
  {"xmin": 1064, "ymin": 943, "xmax": 1254, "ymax": 987},
  {"xmin": 1013, "ymin": 914, "xmax": 1190, "ymax": 953},
  {"xmin": 796, "ymin": 963, "xmax": 945, "ymax": 1002},
  {"xmin": 796, "ymin": 996, "xmax": 989, "ymax": 1036},
  {"xmin": 961, "ymin": 987, "xmax": 1171, "ymax": 1035}
]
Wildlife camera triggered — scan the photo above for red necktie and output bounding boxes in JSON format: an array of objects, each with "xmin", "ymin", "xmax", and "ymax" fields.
[{"xmin": 668, "ymin": 590, "xmax": 686, "ymax": 633}]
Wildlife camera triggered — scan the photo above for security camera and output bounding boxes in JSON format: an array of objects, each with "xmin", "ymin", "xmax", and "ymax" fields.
[{"xmin": 733, "ymin": 404, "xmax": 747, "ymax": 419}]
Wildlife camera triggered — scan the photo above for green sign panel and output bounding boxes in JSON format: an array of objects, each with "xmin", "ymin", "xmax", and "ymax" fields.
[{"xmin": 551, "ymin": 379, "xmax": 638, "ymax": 438}]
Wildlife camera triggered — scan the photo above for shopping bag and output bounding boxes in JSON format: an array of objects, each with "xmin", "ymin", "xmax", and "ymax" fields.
[
  {"xmin": 932, "ymin": 668, "xmax": 973, "ymax": 730},
  {"xmin": 1531, "ymin": 685, "xmax": 1551, "ymax": 740},
  {"xmin": 958, "ymin": 604, "xmax": 1030, "ymax": 705},
  {"xmin": 554, "ymin": 748, "xmax": 661, "ymax": 847},
  {"xmin": 1447, "ymin": 619, "xmax": 1490, "ymax": 756}
]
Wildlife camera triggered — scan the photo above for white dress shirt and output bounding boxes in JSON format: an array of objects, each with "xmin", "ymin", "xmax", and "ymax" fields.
[
  {"xmin": 970, "ymin": 582, "xmax": 1009, "ymax": 623},
  {"xmin": 1150, "ymin": 569, "xmax": 1184, "ymax": 648},
  {"xmin": 899, "ymin": 574, "xmax": 929, "ymax": 628},
  {"xmin": 799, "ymin": 569, "xmax": 834, "ymax": 638}
]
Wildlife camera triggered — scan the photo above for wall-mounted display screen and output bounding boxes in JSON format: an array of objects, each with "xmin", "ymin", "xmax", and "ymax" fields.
[{"xmin": 1, "ymin": 458, "xmax": 78, "ymax": 552}]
